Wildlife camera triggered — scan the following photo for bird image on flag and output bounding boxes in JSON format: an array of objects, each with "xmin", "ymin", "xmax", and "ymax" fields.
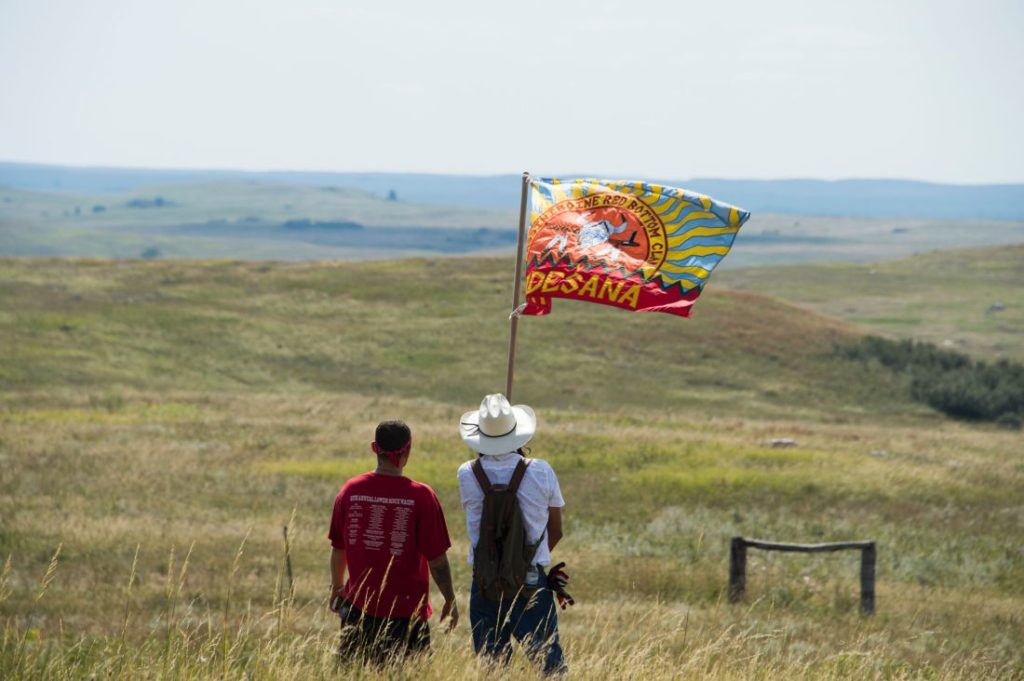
[{"xmin": 522, "ymin": 178, "xmax": 750, "ymax": 318}]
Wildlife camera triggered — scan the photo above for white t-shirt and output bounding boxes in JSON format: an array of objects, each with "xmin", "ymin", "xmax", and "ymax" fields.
[{"xmin": 457, "ymin": 451, "xmax": 565, "ymax": 567}]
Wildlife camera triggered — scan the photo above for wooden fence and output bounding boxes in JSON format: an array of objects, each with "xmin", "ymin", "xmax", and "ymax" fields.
[{"xmin": 728, "ymin": 537, "xmax": 876, "ymax": 614}]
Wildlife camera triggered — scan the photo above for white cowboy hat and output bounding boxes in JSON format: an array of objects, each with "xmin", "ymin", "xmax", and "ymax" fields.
[{"xmin": 459, "ymin": 393, "xmax": 536, "ymax": 456}]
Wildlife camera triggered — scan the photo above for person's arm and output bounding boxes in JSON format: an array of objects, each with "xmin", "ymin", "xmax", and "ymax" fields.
[
  {"xmin": 547, "ymin": 506, "xmax": 563, "ymax": 552},
  {"xmin": 427, "ymin": 553, "xmax": 459, "ymax": 631},
  {"xmin": 428, "ymin": 553, "xmax": 456, "ymax": 603},
  {"xmin": 329, "ymin": 546, "xmax": 346, "ymax": 611},
  {"xmin": 457, "ymin": 465, "xmax": 483, "ymax": 556}
]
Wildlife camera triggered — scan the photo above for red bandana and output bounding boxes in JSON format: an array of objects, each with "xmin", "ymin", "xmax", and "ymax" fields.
[{"xmin": 372, "ymin": 440, "xmax": 411, "ymax": 468}]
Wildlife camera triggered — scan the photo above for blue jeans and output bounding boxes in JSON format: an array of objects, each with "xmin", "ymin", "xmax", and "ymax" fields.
[{"xmin": 469, "ymin": 567, "xmax": 567, "ymax": 675}]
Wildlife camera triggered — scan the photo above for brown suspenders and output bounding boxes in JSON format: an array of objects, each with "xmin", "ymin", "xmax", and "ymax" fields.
[{"xmin": 471, "ymin": 457, "xmax": 531, "ymax": 493}]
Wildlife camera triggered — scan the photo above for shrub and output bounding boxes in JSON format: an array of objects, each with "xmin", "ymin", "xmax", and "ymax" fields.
[
  {"xmin": 839, "ymin": 337, "xmax": 1024, "ymax": 424},
  {"xmin": 995, "ymin": 412, "xmax": 1022, "ymax": 430},
  {"xmin": 125, "ymin": 196, "xmax": 173, "ymax": 209}
]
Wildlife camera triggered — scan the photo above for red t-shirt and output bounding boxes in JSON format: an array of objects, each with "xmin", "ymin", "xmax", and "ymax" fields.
[{"xmin": 328, "ymin": 472, "xmax": 451, "ymax": 620}]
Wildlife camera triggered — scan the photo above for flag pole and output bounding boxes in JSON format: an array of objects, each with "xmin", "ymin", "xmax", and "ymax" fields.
[{"xmin": 505, "ymin": 171, "xmax": 531, "ymax": 401}]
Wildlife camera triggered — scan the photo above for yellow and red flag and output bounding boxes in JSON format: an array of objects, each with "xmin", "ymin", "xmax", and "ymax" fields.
[{"xmin": 522, "ymin": 178, "xmax": 750, "ymax": 318}]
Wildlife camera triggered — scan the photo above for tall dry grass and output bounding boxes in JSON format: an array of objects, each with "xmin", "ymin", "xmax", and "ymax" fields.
[
  {"xmin": 4, "ymin": 574, "xmax": 1020, "ymax": 679},
  {"xmin": 1, "ymin": 390, "xmax": 1022, "ymax": 679},
  {"xmin": 1, "ymin": 257, "xmax": 1022, "ymax": 678}
]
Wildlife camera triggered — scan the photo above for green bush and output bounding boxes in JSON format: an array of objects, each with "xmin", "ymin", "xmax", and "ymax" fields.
[
  {"xmin": 839, "ymin": 337, "xmax": 969, "ymax": 372},
  {"xmin": 995, "ymin": 412, "xmax": 1023, "ymax": 430},
  {"xmin": 840, "ymin": 337, "xmax": 1024, "ymax": 423}
]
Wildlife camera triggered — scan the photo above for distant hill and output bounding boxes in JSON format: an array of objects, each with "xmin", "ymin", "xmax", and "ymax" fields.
[
  {"xmin": 4, "ymin": 179, "xmax": 1024, "ymax": 264},
  {"xmin": 2, "ymin": 160, "xmax": 1023, "ymax": 220},
  {"xmin": 0, "ymin": 182, "xmax": 518, "ymax": 260}
]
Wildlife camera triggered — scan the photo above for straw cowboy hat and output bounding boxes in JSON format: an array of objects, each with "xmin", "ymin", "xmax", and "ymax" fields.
[{"xmin": 459, "ymin": 393, "xmax": 536, "ymax": 456}]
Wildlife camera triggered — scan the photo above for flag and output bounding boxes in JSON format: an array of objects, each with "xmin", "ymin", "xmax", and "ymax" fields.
[{"xmin": 522, "ymin": 178, "xmax": 750, "ymax": 318}]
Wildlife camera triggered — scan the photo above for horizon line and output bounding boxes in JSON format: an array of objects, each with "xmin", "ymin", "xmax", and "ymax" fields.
[{"xmin": 2, "ymin": 157, "xmax": 1023, "ymax": 189}]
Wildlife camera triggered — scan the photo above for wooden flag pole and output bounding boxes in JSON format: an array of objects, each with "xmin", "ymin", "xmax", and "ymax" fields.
[{"xmin": 505, "ymin": 171, "xmax": 531, "ymax": 401}]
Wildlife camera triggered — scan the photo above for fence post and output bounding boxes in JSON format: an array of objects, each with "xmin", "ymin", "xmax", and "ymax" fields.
[
  {"xmin": 727, "ymin": 537, "xmax": 877, "ymax": 614},
  {"xmin": 728, "ymin": 537, "xmax": 747, "ymax": 602},
  {"xmin": 860, "ymin": 542, "xmax": 876, "ymax": 615}
]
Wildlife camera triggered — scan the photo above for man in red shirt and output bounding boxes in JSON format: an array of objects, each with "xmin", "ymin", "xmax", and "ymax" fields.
[{"xmin": 328, "ymin": 420, "xmax": 457, "ymax": 664}]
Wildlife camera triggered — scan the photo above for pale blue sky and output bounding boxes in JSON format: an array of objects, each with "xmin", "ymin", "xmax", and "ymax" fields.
[{"xmin": 1, "ymin": 0, "xmax": 1021, "ymax": 183}]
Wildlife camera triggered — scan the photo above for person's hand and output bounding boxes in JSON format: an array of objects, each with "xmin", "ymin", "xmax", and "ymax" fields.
[
  {"xmin": 547, "ymin": 562, "xmax": 569, "ymax": 590},
  {"xmin": 546, "ymin": 562, "xmax": 575, "ymax": 609},
  {"xmin": 439, "ymin": 598, "xmax": 459, "ymax": 632},
  {"xmin": 330, "ymin": 587, "xmax": 345, "ymax": 613}
]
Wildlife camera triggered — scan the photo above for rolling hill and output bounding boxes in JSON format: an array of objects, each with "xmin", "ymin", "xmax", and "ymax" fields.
[
  {"xmin": 0, "ymin": 256, "xmax": 918, "ymax": 420},
  {"xmin": 1, "ymin": 254, "xmax": 1022, "ymax": 678}
]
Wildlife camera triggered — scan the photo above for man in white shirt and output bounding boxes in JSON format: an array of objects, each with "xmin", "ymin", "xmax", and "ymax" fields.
[{"xmin": 457, "ymin": 393, "xmax": 568, "ymax": 675}]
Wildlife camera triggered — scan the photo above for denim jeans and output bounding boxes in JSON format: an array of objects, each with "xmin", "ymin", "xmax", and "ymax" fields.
[{"xmin": 469, "ymin": 567, "xmax": 567, "ymax": 675}]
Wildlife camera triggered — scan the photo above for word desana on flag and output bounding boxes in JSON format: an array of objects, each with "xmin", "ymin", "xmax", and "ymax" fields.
[{"xmin": 522, "ymin": 178, "xmax": 750, "ymax": 318}]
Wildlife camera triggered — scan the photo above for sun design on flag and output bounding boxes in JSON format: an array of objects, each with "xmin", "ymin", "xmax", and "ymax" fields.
[
  {"xmin": 527, "ymin": 179, "xmax": 746, "ymax": 292},
  {"xmin": 527, "ymin": 194, "xmax": 667, "ymax": 278},
  {"xmin": 529, "ymin": 202, "xmax": 665, "ymax": 273}
]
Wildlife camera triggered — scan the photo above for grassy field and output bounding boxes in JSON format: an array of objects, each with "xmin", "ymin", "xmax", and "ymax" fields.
[
  {"xmin": 716, "ymin": 244, "xmax": 1024, "ymax": 362},
  {"xmin": 1, "ymin": 255, "xmax": 1022, "ymax": 679}
]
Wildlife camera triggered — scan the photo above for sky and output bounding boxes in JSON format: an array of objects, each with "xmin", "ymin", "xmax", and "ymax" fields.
[{"xmin": 1, "ymin": 0, "xmax": 1022, "ymax": 184}]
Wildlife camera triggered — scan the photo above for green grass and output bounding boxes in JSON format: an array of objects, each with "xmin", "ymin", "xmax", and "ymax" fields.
[
  {"xmin": 0, "ymin": 256, "xmax": 911, "ymax": 419},
  {"xmin": 716, "ymin": 244, "xmax": 1024, "ymax": 361},
  {"xmin": 1, "ymin": 255, "xmax": 1023, "ymax": 678}
]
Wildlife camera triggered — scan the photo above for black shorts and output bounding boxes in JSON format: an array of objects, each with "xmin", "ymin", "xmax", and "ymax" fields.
[{"xmin": 336, "ymin": 600, "xmax": 430, "ymax": 665}]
